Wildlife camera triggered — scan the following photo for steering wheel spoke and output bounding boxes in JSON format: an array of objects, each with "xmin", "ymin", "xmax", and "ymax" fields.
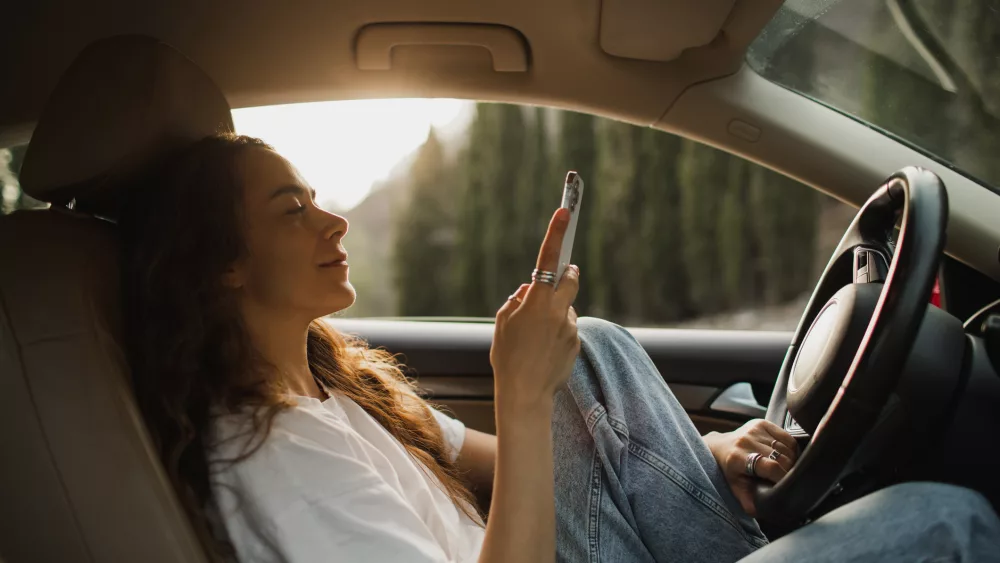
[{"xmin": 852, "ymin": 246, "xmax": 890, "ymax": 284}]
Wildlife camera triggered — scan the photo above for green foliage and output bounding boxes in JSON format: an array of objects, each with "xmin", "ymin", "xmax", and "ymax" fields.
[
  {"xmin": 515, "ymin": 108, "xmax": 553, "ymax": 271},
  {"xmin": 718, "ymin": 158, "xmax": 751, "ymax": 308},
  {"xmin": 391, "ymin": 130, "xmax": 456, "ymax": 316},
  {"xmin": 748, "ymin": 167, "xmax": 820, "ymax": 305},
  {"xmin": 387, "ymin": 103, "xmax": 826, "ymax": 325},
  {"xmin": 635, "ymin": 128, "xmax": 687, "ymax": 322},
  {"xmin": 590, "ymin": 119, "xmax": 639, "ymax": 318},
  {"xmin": 677, "ymin": 141, "xmax": 729, "ymax": 315}
]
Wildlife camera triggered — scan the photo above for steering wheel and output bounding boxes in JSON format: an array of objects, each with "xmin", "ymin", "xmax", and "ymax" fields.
[{"xmin": 753, "ymin": 166, "xmax": 948, "ymax": 523}]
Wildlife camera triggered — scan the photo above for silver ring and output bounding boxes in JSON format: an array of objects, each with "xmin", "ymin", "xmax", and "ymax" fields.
[
  {"xmin": 507, "ymin": 294, "xmax": 522, "ymax": 303},
  {"xmin": 770, "ymin": 439, "xmax": 778, "ymax": 449},
  {"xmin": 768, "ymin": 449, "xmax": 781, "ymax": 461},
  {"xmin": 745, "ymin": 452, "xmax": 762, "ymax": 477},
  {"xmin": 531, "ymin": 268, "xmax": 558, "ymax": 286}
]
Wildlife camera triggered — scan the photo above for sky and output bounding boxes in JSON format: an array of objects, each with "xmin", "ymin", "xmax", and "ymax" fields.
[{"xmin": 233, "ymin": 99, "xmax": 471, "ymax": 210}]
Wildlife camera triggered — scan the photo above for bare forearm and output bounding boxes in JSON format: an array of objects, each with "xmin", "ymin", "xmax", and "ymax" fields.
[
  {"xmin": 456, "ymin": 428, "xmax": 498, "ymax": 513},
  {"xmin": 478, "ymin": 401, "xmax": 555, "ymax": 563}
]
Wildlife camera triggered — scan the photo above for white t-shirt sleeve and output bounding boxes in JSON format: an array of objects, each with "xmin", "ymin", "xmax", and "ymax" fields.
[{"xmin": 430, "ymin": 407, "xmax": 466, "ymax": 462}]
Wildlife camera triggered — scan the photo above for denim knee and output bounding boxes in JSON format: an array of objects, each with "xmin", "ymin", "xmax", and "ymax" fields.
[
  {"xmin": 874, "ymin": 482, "xmax": 1000, "ymax": 540},
  {"xmin": 879, "ymin": 482, "xmax": 993, "ymax": 516},
  {"xmin": 577, "ymin": 316, "xmax": 630, "ymax": 343}
]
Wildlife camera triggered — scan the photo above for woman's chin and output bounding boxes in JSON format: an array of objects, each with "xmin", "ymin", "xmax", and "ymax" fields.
[{"xmin": 320, "ymin": 284, "xmax": 357, "ymax": 316}]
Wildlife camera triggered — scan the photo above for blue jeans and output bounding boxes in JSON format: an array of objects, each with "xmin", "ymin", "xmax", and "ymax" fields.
[{"xmin": 553, "ymin": 317, "xmax": 1000, "ymax": 562}]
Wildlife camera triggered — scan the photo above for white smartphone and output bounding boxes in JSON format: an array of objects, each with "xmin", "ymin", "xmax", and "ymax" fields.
[{"xmin": 555, "ymin": 171, "xmax": 584, "ymax": 289}]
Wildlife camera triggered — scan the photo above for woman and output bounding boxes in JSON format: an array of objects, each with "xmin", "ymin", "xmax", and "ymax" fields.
[{"xmin": 118, "ymin": 133, "xmax": 1000, "ymax": 562}]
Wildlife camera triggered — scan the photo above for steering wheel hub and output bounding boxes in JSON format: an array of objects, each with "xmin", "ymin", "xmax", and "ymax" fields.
[{"xmin": 788, "ymin": 283, "xmax": 883, "ymax": 434}]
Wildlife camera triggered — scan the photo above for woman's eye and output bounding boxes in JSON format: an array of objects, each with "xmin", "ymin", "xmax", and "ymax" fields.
[{"xmin": 285, "ymin": 197, "xmax": 307, "ymax": 215}]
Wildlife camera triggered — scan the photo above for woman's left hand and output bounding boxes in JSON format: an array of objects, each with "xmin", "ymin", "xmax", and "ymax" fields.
[{"xmin": 702, "ymin": 419, "xmax": 800, "ymax": 517}]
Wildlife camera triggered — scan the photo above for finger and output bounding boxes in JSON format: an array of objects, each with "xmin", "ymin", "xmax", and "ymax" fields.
[
  {"xmin": 496, "ymin": 284, "xmax": 531, "ymax": 323},
  {"xmin": 525, "ymin": 209, "xmax": 570, "ymax": 302},
  {"xmin": 758, "ymin": 420, "xmax": 799, "ymax": 452},
  {"xmin": 769, "ymin": 441, "xmax": 797, "ymax": 466},
  {"xmin": 753, "ymin": 457, "xmax": 788, "ymax": 484},
  {"xmin": 562, "ymin": 306, "xmax": 580, "ymax": 345},
  {"xmin": 756, "ymin": 443, "xmax": 794, "ymax": 473},
  {"xmin": 512, "ymin": 283, "xmax": 530, "ymax": 303},
  {"xmin": 554, "ymin": 264, "xmax": 580, "ymax": 309},
  {"xmin": 750, "ymin": 426, "xmax": 797, "ymax": 463},
  {"xmin": 495, "ymin": 298, "xmax": 517, "ymax": 325}
]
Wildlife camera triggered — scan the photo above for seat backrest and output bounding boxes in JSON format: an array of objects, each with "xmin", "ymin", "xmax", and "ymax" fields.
[
  {"xmin": 0, "ymin": 35, "xmax": 232, "ymax": 563},
  {"xmin": 0, "ymin": 208, "xmax": 208, "ymax": 563}
]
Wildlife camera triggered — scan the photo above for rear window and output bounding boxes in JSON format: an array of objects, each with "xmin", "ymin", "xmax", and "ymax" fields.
[{"xmin": 0, "ymin": 144, "xmax": 30, "ymax": 214}]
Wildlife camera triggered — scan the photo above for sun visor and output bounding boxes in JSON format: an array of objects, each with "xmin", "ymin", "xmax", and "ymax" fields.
[
  {"xmin": 20, "ymin": 35, "xmax": 234, "ymax": 216},
  {"xmin": 600, "ymin": 0, "xmax": 737, "ymax": 61}
]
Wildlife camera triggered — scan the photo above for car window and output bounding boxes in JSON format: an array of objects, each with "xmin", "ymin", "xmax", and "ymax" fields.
[
  {"xmin": 0, "ymin": 144, "xmax": 35, "ymax": 214},
  {"xmin": 235, "ymin": 101, "xmax": 855, "ymax": 330},
  {"xmin": 748, "ymin": 0, "xmax": 1000, "ymax": 192},
  {"xmin": 4, "ymin": 102, "xmax": 856, "ymax": 331}
]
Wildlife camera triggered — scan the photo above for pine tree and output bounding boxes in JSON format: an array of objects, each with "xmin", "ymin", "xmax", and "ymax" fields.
[
  {"xmin": 556, "ymin": 111, "xmax": 597, "ymax": 314},
  {"xmin": 450, "ymin": 103, "xmax": 527, "ymax": 316},
  {"xmin": 515, "ymin": 108, "xmax": 553, "ymax": 280},
  {"xmin": 677, "ymin": 141, "xmax": 729, "ymax": 315},
  {"xmin": 747, "ymin": 166, "xmax": 820, "ymax": 304},
  {"xmin": 591, "ymin": 119, "xmax": 641, "ymax": 319},
  {"xmin": 717, "ymin": 158, "xmax": 752, "ymax": 308},
  {"xmin": 391, "ymin": 130, "xmax": 457, "ymax": 316},
  {"xmin": 480, "ymin": 104, "xmax": 527, "ymax": 310},
  {"xmin": 452, "ymin": 112, "xmax": 490, "ymax": 316},
  {"xmin": 635, "ymin": 128, "xmax": 688, "ymax": 323}
]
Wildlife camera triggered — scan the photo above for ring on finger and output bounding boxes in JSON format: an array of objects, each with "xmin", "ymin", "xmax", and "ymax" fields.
[
  {"xmin": 770, "ymin": 439, "xmax": 778, "ymax": 449},
  {"xmin": 745, "ymin": 452, "xmax": 762, "ymax": 477},
  {"xmin": 531, "ymin": 268, "xmax": 558, "ymax": 285},
  {"xmin": 507, "ymin": 294, "xmax": 522, "ymax": 303},
  {"xmin": 768, "ymin": 449, "xmax": 781, "ymax": 461}
]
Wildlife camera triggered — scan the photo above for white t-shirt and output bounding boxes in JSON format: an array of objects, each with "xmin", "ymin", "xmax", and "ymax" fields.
[{"xmin": 209, "ymin": 394, "xmax": 485, "ymax": 562}]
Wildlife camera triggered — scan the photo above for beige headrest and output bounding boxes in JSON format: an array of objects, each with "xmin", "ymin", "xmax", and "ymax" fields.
[{"xmin": 20, "ymin": 35, "xmax": 234, "ymax": 217}]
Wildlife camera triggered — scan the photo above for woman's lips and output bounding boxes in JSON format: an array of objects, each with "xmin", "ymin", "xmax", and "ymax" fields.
[{"xmin": 319, "ymin": 257, "xmax": 348, "ymax": 268}]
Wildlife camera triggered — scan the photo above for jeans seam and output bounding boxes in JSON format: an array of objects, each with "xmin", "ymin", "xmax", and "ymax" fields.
[
  {"xmin": 585, "ymin": 403, "xmax": 605, "ymax": 432},
  {"xmin": 588, "ymin": 448, "xmax": 603, "ymax": 563},
  {"xmin": 626, "ymin": 441, "xmax": 767, "ymax": 549}
]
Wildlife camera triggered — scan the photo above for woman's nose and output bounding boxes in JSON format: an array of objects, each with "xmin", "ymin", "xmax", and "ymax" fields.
[{"xmin": 320, "ymin": 211, "xmax": 349, "ymax": 241}]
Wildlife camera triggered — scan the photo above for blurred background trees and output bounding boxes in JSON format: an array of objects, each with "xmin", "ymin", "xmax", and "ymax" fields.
[{"xmin": 376, "ymin": 105, "xmax": 825, "ymax": 326}]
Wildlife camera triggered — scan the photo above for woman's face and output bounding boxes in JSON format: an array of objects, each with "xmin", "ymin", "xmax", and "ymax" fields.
[{"xmin": 226, "ymin": 147, "xmax": 355, "ymax": 321}]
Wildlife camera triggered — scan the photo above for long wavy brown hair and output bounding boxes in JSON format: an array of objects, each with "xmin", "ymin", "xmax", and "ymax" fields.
[{"xmin": 118, "ymin": 133, "xmax": 479, "ymax": 559}]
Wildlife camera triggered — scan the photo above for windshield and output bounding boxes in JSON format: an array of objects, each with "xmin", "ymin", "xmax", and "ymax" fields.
[{"xmin": 748, "ymin": 0, "xmax": 1000, "ymax": 191}]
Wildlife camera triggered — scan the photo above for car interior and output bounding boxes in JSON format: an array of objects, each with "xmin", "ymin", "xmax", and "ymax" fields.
[{"xmin": 3, "ymin": 0, "xmax": 1000, "ymax": 561}]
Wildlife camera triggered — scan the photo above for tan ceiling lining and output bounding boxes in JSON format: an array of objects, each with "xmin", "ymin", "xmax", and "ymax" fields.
[
  {"xmin": 2, "ymin": 0, "xmax": 784, "ymax": 146},
  {"xmin": 599, "ymin": 0, "xmax": 736, "ymax": 61}
]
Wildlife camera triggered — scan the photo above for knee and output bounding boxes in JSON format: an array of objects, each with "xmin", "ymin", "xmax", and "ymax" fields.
[
  {"xmin": 874, "ymin": 482, "xmax": 999, "ymax": 535},
  {"xmin": 879, "ymin": 482, "xmax": 991, "ymax": 513},
  {"xmin": 577, "ymin": 316, "xmax": 629, "ymax": 343}
]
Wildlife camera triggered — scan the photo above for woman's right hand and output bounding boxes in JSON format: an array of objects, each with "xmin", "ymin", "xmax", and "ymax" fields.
[{"xmin": 490, "ymin": 208, "xmax": 581, "ymax": 412}]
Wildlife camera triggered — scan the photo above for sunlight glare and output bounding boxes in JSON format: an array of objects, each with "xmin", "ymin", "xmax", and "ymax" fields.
[{"xmin": 233, "ymin": 99, "xmax": 470, "ymax": 210}]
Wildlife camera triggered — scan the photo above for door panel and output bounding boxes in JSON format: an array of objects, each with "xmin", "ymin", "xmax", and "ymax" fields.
[{"xmin": 330, "ymin": 319, "xmax": 791, "ymax": 434}]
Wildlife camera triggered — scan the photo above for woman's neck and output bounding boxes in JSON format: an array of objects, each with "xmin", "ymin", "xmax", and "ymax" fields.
[{"xmin": 241, "ymin": 305, "xmax": 324, "ymax": 400}]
